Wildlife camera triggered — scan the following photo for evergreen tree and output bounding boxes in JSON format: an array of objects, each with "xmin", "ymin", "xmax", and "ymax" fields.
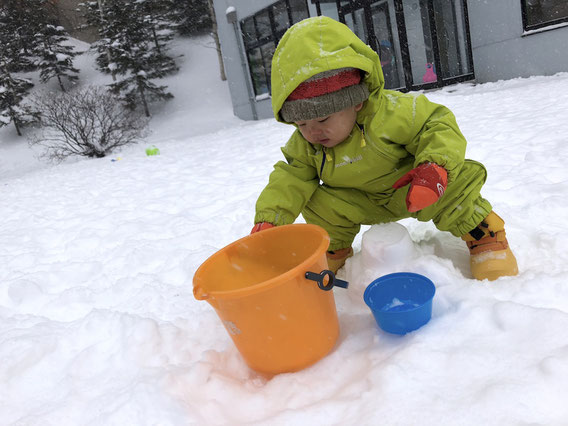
[
  {"xmin": 0, "ymin": 0, "xmax": 58, "ymax": 72},
  {"xmin": 80, "ymin": 0, "xmax": 178, "ymax": 116},
  {"xmin": 35, "ymin": 24, "xmax": 80, "ymax": 92},
  {"xmin": 0, "ymin": 63, "xmax": 40, "ymax": 136},
  {"xmin": 79, "ymin": 0, "xmax": 122, "ymax": 76},
  {"xmin": 135, "ymin": 0, "xmax": 176, "ymax": 53},
  {"xmin": 107, "ymin": 6, "xmax": 175, "ymax": 117},
  {"xmin": 171, "ymin": 0, "xmax": 212, "ymax": 36}
]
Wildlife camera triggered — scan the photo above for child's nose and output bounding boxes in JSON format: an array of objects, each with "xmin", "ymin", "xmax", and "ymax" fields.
[{"xmin": 309, "ymin": 124, "xmax": 324, "ymax": 137}]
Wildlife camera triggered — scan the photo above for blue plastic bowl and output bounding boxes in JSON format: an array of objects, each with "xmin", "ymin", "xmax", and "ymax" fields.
[{"xmin": 363, "ymin": 272, "xmax": 436, "ymax": 335}]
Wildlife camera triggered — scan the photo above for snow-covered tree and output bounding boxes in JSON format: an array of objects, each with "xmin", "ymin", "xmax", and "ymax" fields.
[
  {"xmin": 135, "ymin": 0, "xmax": 176, "ymax": 53},
  {"xmin": 0, "ymin": 64, "xmax": 40, "ymax": 136},
  {"xmin": 110, "ymin": 70, "xmax": 174, "ymax": 117},
  {"xmin": 80, "ymin": 0, "xmax": 178, "ymax": 116},
  {"xmin": 0, "ymin": 0, "xmax": 59, "ymax": 73},
  {"xmin": 34, "ymin": 24, "xmax": 80, "ymax": 92},
  {"xmin": 171, "ymin": 0, "xmax": 212, "ymax": 36}
]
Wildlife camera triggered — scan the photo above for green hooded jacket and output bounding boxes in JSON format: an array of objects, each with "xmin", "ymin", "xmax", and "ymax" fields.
[{"xmin": 254, "ymin": 17, "xmax": 488, "ymax": 237}]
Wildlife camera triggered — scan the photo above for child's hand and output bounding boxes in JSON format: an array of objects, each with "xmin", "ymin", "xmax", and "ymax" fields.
[
  {"xmin": 250, "ymin": 222, "xmax": 275, "ymax": 234},
  {"xmin": 392, "ymin": 163, "xmax": 447, "ymax": 212}
]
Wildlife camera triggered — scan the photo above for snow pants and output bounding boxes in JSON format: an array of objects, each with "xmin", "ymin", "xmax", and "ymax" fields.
[{"xmin": 302, "ymin": 160, "xmax": 493, "ymax": 251}]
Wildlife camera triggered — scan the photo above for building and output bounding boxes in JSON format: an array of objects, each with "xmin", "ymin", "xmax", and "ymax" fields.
[{"xmin": 212, "ymin": 0, "xmax": 568, "ymax": 120}]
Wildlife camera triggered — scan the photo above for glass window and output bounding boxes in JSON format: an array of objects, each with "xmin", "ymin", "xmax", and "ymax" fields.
[
  {"xmin": 522, "ymin": 0, "xmax": 568, "ymax": 30},
  {"xmin": 317, "ymin": 2, "xmax": 340, "ymax": 20},
  {"xmin": 247, "ymin": 47, "xmax": 268, "ymax": 95},
  {"xmin": 256, "ymin": 10, "xmax": 272, "ymax": 39},
  {"xmin": 273, "ymin": 1, "xmax": 289, "ymax": 32},
  {"xmin": 289, "ymin": 0, "xmax": 309, "ymax": 22},
  {"xmin": 344, "ymin": 8, "xmax": 368, "ymax": 44},
  {"xmin": 370, "ymin": 1, "xmax": 402, "ymax": 89},
  {"xmin": 241, "ymin": 0, "xmax": 311, "ymax": 97},
  {"xmin": 242, "ymin": 17, "xmax": 256, "ymax": 46},
  {"xmin": 261, "ymin": 42, "xmax": 276, "ymax": 91},
  {"xmin": 433, "ymin": 0, "xmax": 472, "ymax": 79},
  {"xmin": 402, "ymin": 0, "xmax": 436, "ymax": 86}
]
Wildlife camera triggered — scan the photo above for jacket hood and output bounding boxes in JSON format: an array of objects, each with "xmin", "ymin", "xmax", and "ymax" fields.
[{"xmin": 271, "ymin": 16, "xmax": 384, "ymax": 123}]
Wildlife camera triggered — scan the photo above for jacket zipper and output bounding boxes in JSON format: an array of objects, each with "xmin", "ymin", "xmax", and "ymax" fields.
[{"xmin": 320, "ymin": 149, "xmax": 326, "ymax": 176}]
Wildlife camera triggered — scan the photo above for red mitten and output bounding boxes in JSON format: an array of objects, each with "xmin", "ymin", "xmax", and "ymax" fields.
[
  {"xmin": 392, "ymin": 163, "xmax": 448, "ymax": 212},
  {"xmin": 250, "ymin": 222, "xmax": 275, "ymax": 234}
]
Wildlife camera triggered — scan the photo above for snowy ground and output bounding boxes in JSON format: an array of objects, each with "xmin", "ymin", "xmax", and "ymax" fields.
[{"xmin": 2, "ymin": 35, "xmax": 568, "ymax": 425}]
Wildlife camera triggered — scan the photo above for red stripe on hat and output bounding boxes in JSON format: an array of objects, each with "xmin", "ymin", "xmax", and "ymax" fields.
[{"xmin": 287, "ymin": 69, "xmax": 362, "ymax": 101}]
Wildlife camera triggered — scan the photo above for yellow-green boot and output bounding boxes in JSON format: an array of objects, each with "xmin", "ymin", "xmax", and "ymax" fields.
[
  {"xmin": 461, "ymin": 212, "xmax": 518, "ymax": 281},
  {"xmin": 326, "ymin": 247, "xmax": 353, "ymax": 274}
]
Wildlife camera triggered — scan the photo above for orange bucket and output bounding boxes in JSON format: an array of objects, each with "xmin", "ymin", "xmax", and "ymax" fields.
[{"xmin": 192, "ymin": 224, "xmax": 348, "ymax": 376}]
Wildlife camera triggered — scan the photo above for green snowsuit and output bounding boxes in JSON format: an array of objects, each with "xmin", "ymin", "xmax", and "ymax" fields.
[{"xmin": 254, "ymin": 16, "xmax": 492, "ymax": 251}]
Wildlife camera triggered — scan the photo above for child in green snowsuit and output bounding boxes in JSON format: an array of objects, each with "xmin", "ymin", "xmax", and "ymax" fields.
[{"xmin": 251, "ymin": 16, "xmax": 517, "ymax": 281}]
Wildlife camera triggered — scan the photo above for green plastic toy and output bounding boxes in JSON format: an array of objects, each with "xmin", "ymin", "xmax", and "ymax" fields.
[{"xmin": 146, "ymin": 145, "xmax": 160, "ymax": 156}]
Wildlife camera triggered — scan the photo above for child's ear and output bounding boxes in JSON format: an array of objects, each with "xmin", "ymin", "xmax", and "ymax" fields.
[{"xmin": 354, "ymin": 102, "xmax": 364, "ymax": 112}]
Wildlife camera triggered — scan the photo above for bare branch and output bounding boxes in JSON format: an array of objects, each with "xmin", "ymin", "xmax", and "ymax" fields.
[{"xmin": 29, "ymin": 86, "xmax": 149, "ymax": 162}]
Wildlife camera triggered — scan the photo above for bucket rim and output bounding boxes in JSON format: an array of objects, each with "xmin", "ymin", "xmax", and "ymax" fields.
[
  {"xmin": 363, "ymin": 272, "xmax": 436, "ymax": 313},
  {"xmin": 193, "ymin": 223, "xmax": 331, "ymax": 300}
]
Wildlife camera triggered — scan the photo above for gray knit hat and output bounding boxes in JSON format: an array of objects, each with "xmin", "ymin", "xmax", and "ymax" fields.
[{"xmin": 280, "ymin": 67, "xmax": 369, "ymax": 123}]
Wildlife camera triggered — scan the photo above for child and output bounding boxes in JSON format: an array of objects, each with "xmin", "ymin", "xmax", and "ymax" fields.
[{"xmin": 250, "ymin": 16, "xmax": 518, "ymax": 281}]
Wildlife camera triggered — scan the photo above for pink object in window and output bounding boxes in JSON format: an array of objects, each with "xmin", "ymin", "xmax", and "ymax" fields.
[{"xmin": 422, "ymin": 63, "xmax": 437, "ymax": 83}]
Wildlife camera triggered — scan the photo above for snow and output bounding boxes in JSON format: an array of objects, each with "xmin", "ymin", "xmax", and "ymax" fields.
[
  {"xmin": 2, "ymin": 34, "xmax": 568, "ymax": 425},
  {"xmin": 55, "ymin": 53, "xmax": 69, "ymax": 62}
]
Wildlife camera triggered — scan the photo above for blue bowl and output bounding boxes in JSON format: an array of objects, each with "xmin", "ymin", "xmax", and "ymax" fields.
[{"xmin": 364, "ymin": 272, "xmax": 436, "ymax": 335}]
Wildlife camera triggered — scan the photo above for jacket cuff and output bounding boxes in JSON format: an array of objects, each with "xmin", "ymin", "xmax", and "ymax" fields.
[{"xmin": 254, "ymin": 211, "xmax": 295, "ymax": 226}]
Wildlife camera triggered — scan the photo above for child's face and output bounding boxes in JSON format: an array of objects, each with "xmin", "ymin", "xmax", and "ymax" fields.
[{"xmin": 295, "ymin": 103, "xmax": 363, "ymax": 148}]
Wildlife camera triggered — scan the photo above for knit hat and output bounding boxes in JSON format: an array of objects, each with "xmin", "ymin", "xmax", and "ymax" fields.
[{"xmin": 280, "ymin": 67, "xmax": 369, "ymax": 123}]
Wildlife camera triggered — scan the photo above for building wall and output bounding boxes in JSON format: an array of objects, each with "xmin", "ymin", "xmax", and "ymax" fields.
[{"xmin": 467, "ymin": 0, "xmax": 568, "ymax": 82}]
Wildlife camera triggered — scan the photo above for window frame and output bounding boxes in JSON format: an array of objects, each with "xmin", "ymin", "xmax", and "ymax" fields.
[
  {"xmin": 240, "ymin": 0, "xmax": 310, "ymax": 98},
  {"xmin": 520, "ymin": 0, "xmax": 568, "ymax": 32}
]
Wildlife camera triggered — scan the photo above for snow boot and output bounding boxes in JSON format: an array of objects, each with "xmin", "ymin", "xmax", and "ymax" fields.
[
  {"xmin": 326, "ymin": 247, "xmax": 353, "ymax": 274},
  {"xmin": 461, "ymin": 211, "xmax": 518, "ymax": 281}
]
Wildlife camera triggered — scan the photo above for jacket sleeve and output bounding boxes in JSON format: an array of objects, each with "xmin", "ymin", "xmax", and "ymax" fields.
[
  {"xmin": 254, "ymin": 134, "xmax": 320, "ymax": 226},
  {"xmin": 395, "ymin": 94, "xmax": 467, "ymax": 184}
]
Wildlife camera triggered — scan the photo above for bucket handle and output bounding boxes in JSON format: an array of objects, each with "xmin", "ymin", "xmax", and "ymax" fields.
[{"xmin": 305, "ymin": 270, "xmax": 349, "ymax": 291}]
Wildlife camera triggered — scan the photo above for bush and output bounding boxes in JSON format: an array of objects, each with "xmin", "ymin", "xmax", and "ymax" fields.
[{"xmin": 29, "ymin": 85, "xmax": 149, "ymax": 161}]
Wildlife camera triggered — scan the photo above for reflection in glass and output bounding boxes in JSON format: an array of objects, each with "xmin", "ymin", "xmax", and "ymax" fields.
[
  {"xmin": 524, "ymin": 0, "xmax": 568, "ymax": 28},
  {"xmin": 402, "ymin": 0, "xmax": 435, "ymax": 85},
  {"xmin": 247, "ymin": 47, "xmax": 268, "ymax": 95},
  {"xmin": 344, "ymin": 8, "xmax": 368, "ymax": 44},
  {"xmin": 241, "ymin": 18, "xmax": 256, "ymax": 46},
  {"xmin": 370, "ymin": 1, "xmax": 401, "ymax": 89},
  {"xmin": 256, "ymin": 10, "xmax": 272, "ymax": 39},
  {"xmin": 261, "ymin": 42, "xmax": 276, "ymax": 92},
  {"xmin": 289, "ymin": 0, "xmax": 309, "ymax": 22},
  {"xmin": 273, "ymin": 1, "xmax": 289, "ymax": 32},
  {"xmin": 432, "ymin": 0, "xmax": 471, "ymax": 79}
]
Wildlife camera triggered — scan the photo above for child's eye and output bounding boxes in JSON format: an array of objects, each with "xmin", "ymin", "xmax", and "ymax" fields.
[{"xmin": 318, "ymin": 117, "xmax": 329, "ymax": 123}]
